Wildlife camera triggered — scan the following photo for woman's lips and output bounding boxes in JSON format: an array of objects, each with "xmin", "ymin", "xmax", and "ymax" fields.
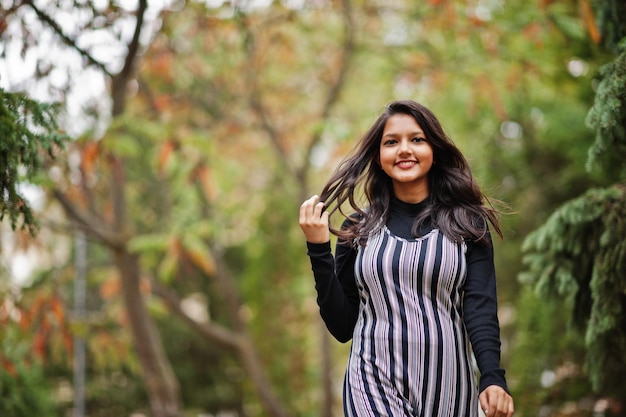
[{"xmin": 395, "ymin": 160, "xmax": 417, "ymax": 168}]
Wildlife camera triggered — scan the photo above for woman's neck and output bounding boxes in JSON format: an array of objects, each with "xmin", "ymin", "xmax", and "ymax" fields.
[
  {"xmin": 392, "ymin": 183, "xmax": 429, "ymax": 204},
  {"xmin": 390, "ymin": 195, "xmax": 430, "ymax": 216}
]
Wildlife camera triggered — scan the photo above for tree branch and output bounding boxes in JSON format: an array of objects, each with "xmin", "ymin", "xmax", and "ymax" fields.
[
  {"xmin": 107, "ymin": 154, "xmax": 128, "ymax": 234},
  {"xmin": 121, "ymin": 0, "xmax": 147, "ymax": 80},
  {"xmin": 20, "ymin": 0, "xmax": 111, "ymax": 77},
  {"xmin": 150, "ymin": 279, "xmax": 243, "ymax": 351},
  {"xmin": 111, "ymin": 0, "xmax": 147, "ymax": 116},
  {"xmin": 52, "ymin": 189, "xmax": 125, "ymax": 248}
]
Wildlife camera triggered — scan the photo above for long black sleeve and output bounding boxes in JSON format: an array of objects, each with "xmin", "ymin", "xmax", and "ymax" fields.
[
  {"xmin": 463, "ymin": 235, "xmax": 508, "ymax": 393},
  {"xmin": 306, "ymin": 239, "xmax": 360, "ymax": 342}
]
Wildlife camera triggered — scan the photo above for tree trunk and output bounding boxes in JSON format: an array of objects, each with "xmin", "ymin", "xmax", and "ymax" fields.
[{"xmin": 113, "ymin": 248, "xmax": 182, "ymax": 417}]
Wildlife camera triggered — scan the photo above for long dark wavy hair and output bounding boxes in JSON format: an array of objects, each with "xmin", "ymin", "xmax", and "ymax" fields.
[{"xmin": 319, "ymin": 100, "xmax": 502, "ymax": 246}]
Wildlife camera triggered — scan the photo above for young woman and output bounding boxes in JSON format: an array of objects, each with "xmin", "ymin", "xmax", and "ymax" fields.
[{"xmin": 299, "ymin": 100, "xmax": 514, "ymax": 417}]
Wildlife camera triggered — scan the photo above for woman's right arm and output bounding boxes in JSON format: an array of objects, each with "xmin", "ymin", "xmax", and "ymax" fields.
[
  {"xmin": 300, "ymin": 195, "xmax": 360, "ymax": 342},
  {"xmin": 306, "ymin": 240, "xmax": 359, "ymax": 342}
]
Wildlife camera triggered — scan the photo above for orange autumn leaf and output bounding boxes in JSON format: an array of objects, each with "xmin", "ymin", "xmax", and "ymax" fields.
[
  {"xmin": 404, "ymin": 54, "xmax": 430, "ymax": 70},
  {"xmin": 504, "ymin": 67, "xmax": 524, "ymax": 91},
  {"xmin": 537, "ymin": 0, "xmax": 558, "ymax": 10},
  {"xmin": 62, "ymin": 330, "xmax": 74, "ymax": 351},
  {"xmin": 522, "ymin": 22, "xmax": 544, "ymax": 48},
  {"xmin": 153, "ymin": 52, "xmax": 173, "ymax": 80},
  {"xmin": 469, "ymin": 15, "xmax": 486, "ymax": 27},
  {"xmin": 196, "ymin": 164, "xmax": 218, "ymax": 202},
  {"xmin": 1, "ymin": 356, "xmax": 17, "ymax": 376},
  {"xmin": 581, "ymin": 0, "xmax": 600, "ymax": 44},
  {"xmin": 81, "ymin": 140, "xmax": 100, "ymax": 174},
  {"xmin": 474, "ymin": 74, "xmax": 508, "ymax": 120},
  {"xmin": 186, "ymin": 247, "xmax": 216, "ymax": 276},
  {"xmin": 154, "ymin": 94, "xmax": 172, "ymax": 112},
  {"xmin": 32, "ymin": 332, "xmax": 47, "ymax": 360},
  {"xmin": 158, "ymin": 140, "xmax": 176, "ymax": 173},
  {"xmin": 19, "ymin": 309, "xmax": 31, "ymax": 331},
  {"xmin": 100, "ymin": 275, "xmax": 121, "ymax": 299},
  {"xmin": 50, "ymin": 295, "xmax": 65, "ymax": 324},
  {"xmin": 169, "ymin": 236, "xmax": 182, "ymax": 256},
  {"xmin": 40, "ymin": 314, "xmax": 51, "ymax": 334},
  {"xmin": 19, "ymin": 293, "xmax": 44, "ymax": 330}
]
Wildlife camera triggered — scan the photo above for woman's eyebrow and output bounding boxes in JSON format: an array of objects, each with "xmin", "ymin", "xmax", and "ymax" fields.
[{"xmin": 382, "ymin": 130, "xmax": 425, "ymax": 137}]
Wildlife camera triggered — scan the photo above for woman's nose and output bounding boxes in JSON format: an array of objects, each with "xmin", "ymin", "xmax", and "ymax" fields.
[{"xmin": 398, "ymin": 139, "xmax": 411, "ymax": 153}]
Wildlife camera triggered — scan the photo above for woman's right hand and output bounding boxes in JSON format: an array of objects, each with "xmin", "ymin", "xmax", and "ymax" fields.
[{"xmin": 299, "ymin": 195, "xmax": 330, "ymax": 243}]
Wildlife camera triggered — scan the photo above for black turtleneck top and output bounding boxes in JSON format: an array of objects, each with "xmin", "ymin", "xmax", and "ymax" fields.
[{"xmin": 305, "ymin": 197, "xmax": 508, "ymax": 393}]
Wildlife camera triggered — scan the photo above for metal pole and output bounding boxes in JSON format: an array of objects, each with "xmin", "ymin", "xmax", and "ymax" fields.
[{"xmin": 73, "ymin": 231, "xmax": 87, "ymax": 417}]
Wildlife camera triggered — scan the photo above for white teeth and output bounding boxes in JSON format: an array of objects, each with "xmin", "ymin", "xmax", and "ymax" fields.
[{"xmin": 396, "ymin": 161, "xmax": 416, "ymax": 167}]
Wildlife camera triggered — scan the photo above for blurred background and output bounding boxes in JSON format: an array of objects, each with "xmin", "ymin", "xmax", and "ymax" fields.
[{"xmin": 1, "ymin": 0, "xmax": 625, "ymax": 416}]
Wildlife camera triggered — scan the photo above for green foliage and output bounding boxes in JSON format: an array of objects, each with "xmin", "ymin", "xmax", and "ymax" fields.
[
  {"xmin": 7, "ymin": 0, "xmax": 626, "ymax": 414},
  {"xmin": 508, "ymin": 287, "xmax": 592, "ymax": 417},
  {"xmin": 0, "ymin": 88, "xmax": 68, "ymax": 235},
  {"xmin": 518, "ymin": 0, "xmax": 626, "ymax": 402},
  {"xmin": 83, "ymin": 370, "xmax": 148, "ymax": 417},
  {"xmin": 592, "ymin": 0, "xmax": 626, "ymax": 53},
  {"xmin": 520, "ymin": 185, "xmax": 626, "ymax": 393},
  {"xmin": 585, "ymin": 49, "xmax": 626, "ymax": 177},
  {"xmin": 0, "ymin": 332, "xmax": 60, "ymax": 417}
]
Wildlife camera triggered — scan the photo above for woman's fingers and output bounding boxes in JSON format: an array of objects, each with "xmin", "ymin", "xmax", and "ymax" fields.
[
  {"xmin": 299, "ymin": 195, "xmax": 320, "ymax": 222},
  {"xmin": 479, "ymin": 385, "xmax": 514, "ymax": 417},
  {"xmin": 300, "ymin": 195, "xmax": 324, "ymax": 222},
  {"xmin": 299, "ymin": 195, "xmax": 330, "ymax": 243},
  {"xmin": 313, "ymin": 199, "xmax": 326, "ymax": 218}
]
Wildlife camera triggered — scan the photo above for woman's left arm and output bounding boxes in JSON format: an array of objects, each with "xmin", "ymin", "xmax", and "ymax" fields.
[{"xmin": 463, "ymin": 232, "xmax": 513, "ymax": 416}]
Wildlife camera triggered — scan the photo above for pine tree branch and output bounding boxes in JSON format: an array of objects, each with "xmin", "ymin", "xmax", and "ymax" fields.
[{"xmin": 0, "ymin": 89, "xmax": 68, "ymax": 235}]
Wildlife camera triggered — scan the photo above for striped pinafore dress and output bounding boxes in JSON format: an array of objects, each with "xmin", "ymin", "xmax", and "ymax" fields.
[{"xmin": 343, "ymin": 225, "xmax": 479, "ymax": 417}]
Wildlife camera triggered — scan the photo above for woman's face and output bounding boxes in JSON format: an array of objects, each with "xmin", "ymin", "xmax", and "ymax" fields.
[{"xmin": 378, "ymin": 113, "xmax": 434, "ymax": 203}]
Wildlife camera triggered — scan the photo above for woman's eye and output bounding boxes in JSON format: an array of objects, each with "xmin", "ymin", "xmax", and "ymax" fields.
[
  {"xmin": 383, "ymin": 139, "xmax": 397, "ymax": 145},
  {"xmin": 412, "ymin": 137, "xmax": 426, "ymax": 142}
]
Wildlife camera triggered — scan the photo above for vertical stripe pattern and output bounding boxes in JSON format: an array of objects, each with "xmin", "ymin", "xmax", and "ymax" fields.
[{"xmin": 344, "ymin": 227, "xmax": 478, "ymax": 417}]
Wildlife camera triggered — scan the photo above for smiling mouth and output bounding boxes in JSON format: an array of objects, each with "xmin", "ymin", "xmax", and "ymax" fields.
[{"xmin": 395, "ymin": 161, "xmax": 417, "ymax": 168}]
